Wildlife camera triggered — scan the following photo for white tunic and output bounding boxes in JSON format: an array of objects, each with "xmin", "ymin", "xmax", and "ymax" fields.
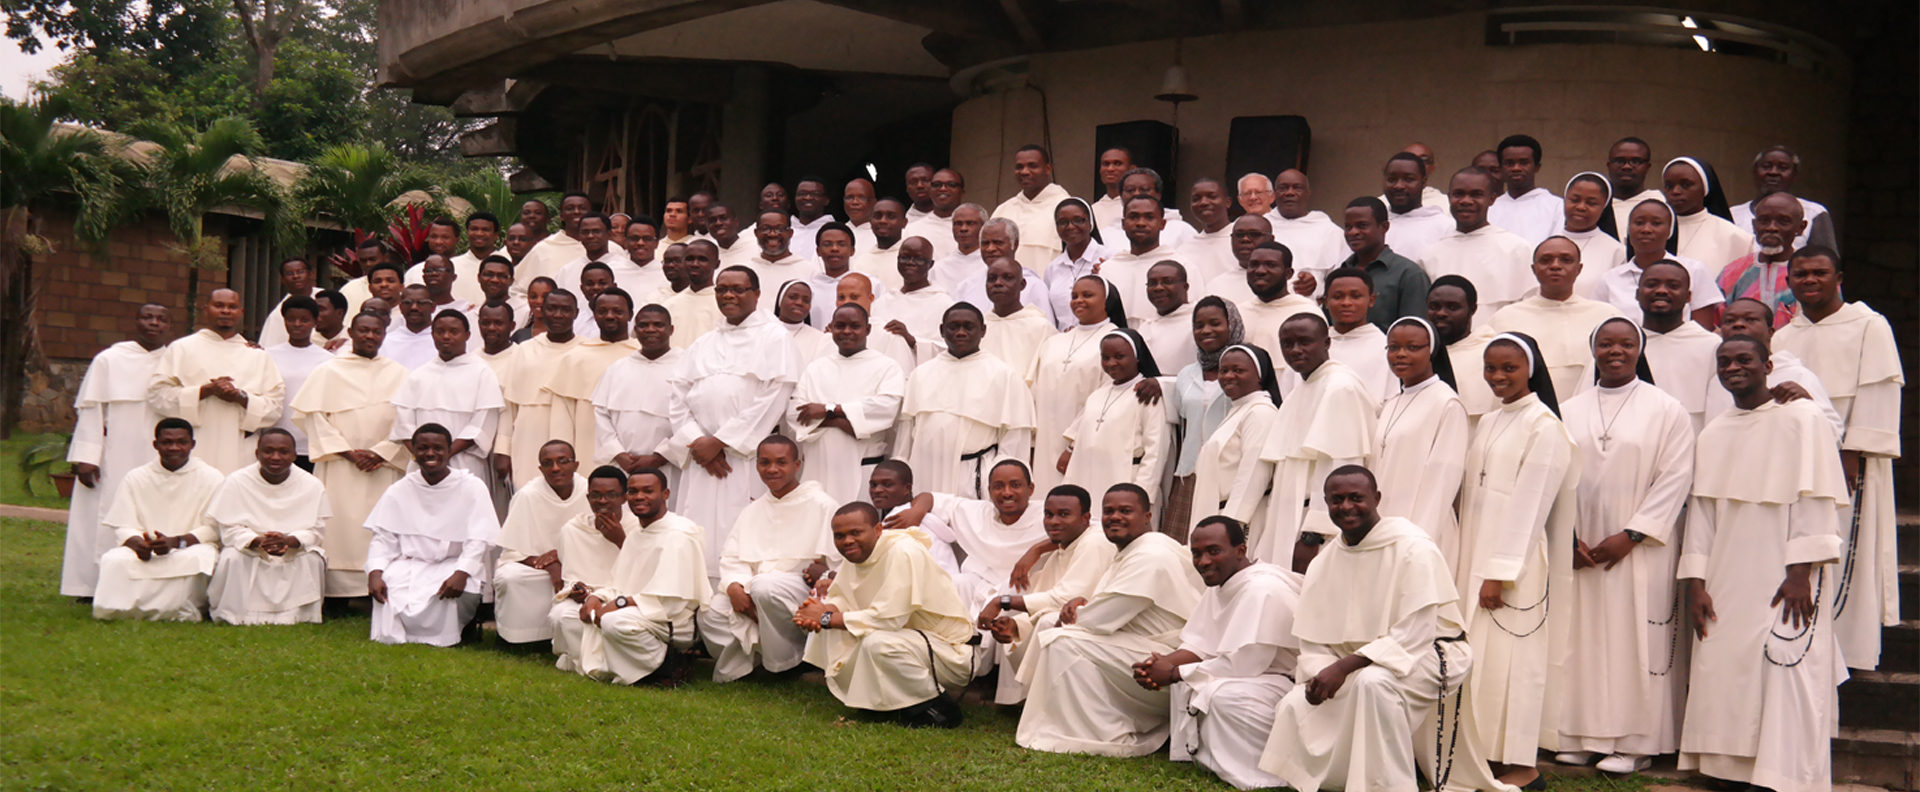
[
  {"xmin": 991, "ymin": 182, "xmax": 1074, "ymax": 273},
  {"xmin": 924, "ymin": 494, "xmax": 1046, "ymax": 615},
  {"xmin": 1384, "ymin": 204, "xmax": 1453, "ymax": 262},
  {"xmin": 1258, "ymin": 360, "xmax": 1378, "ymax": 562},
  {"xmin": 491, "ymin": 474, "xmax": 588, "ymax": 643},
  {"xmin": 869, "ymin": 287, "xmax": 952, "ymax": 360},
  {"xmin": 789, "ymin": 214, "xmax": 835, "ymax": 260},
  {"xmin": 379, "ymin": 323, "xmax": 437, "ymax": 371},
  {"xmin": 851, "ymin": 241, "xmax": 906, "ymax": 293},
  {"xmin": 1189, "ymin": 393, "xmax": 1278, "ymax": 536},
  {"xmin": 1100, "ymin": 243, "xmax": 1185, "ymax": 326},
  {"xmin": 1419, "ymin": 225, "xmax": 1534, "ymax": 326},
  {"xmin": 1592, "ymin": 254, "xmax": 1726, "ymax": 322},
  {"xmin": 1703, "ymin": 351, "xmax": 1843, "ymax": 438},
  {"xmin": 61, "ymin": 341, "xmax": 163, "ymax": 598},
  {"xmin": 265, "ymin": 342, "xmax": 336, "ymax": 455},
  {"xmin": 293, "ymin": 354, "xmax": 410, "ymax": 597},
  {"xmin": 897, "ymin": 351, "xmax": 1036, "ymax": 499},
  {"xmin": 1063, "ymin": 376, "xmax": 1171, "ymax": 496},
  {"xmin": 1179, "ymin": 226, "xmax": 1240, "ymax": 296},
  {"xmin": 1170, "ymin": 563, "xmax": 1301, "ymax": 791},
  {"xmin": 1282, "ymin": 323, "xmax": 1395, "ymax": 403},
  {"xmin": 705, "ymin": 480, "xmax": 838, "ymax": 681},
  {"xmin": 512, "ymin": 233, "xmax": 585, "ymax": 298},
  {"xmin": 1448, "ymin": 326, "xmax": 1499, "ymax": 424},
  {"xmin": 743, "ymin": 254, "xmax": 824, "ymax": 314},
  {"xmin": 1374, "ymin": 376, "xmax": 1470, "ymax": 576},
  {"xmin": 1559, "ymin": 380, "xmax": 1694, "ymax": 756},
  {"xmin": 1489, "ymin": 295, "xmax": 1624, "ymax": 401},
  {"xmin": 1673, "ymin": 209, "xmax": 1754, "ymax": 273},
  {"xmin": 1643, "ymin": 322, "xmax": 1722, "ymax": 432},
  {"xmin": 1489, "ymin": 187, "xmax": 1560, "ymax": 244},
  {"xmin": 1234, "ymin": 293, "xmax": 1318, "ymax": 366},
  {"xmin": 901, "ymin": 213, "xmax": 957, "ymax": 262},
  {"xmin": 205, "ymin": 463, "xmax": 331, "ymax": 625},
  {"xmin": 496, "ymin": 333, "xmax": 579, "ymax": 487},
  {"xmin": 364, "ymin": 468, "xmax": 499, "ymax": 646},
  {"xmin": 788, "ymin": 350, "xmax": 906, "ymax": 505},
  {"xmin": 146, "ymin": 329, "xmax": 285, "ymax": 474},
  {"xmin": 591, "ymin": 347, "xmax": 684, "ymax": 492},
  {"xmin": 1099, "ymin": 208, "xmax": 1196, "ymax": 256},
  {"xmin": 1134, "ymin": 303, "xmax": 1197, "ymax": 375},
  {"xmin": 979, "ymin": 305, "xmax": 1055, "ymax": 378},
  {"xmin": 660, "ymin": 286, "xmax": 721, "ymax": 349},
  {"xmin": 92, "ymin": 458, "xmax": 224, "ymax": 621},
  {"xmin": 1269, "ymin": 210, "xmax": 1351, "ymax": 292},
  {"xmin": 1025, "ymin": 322, "xmax": 1113, "ymax": 494},
  {"xmin": 390, "ymin": 354, "xmax": 503, "ymax": 484}
]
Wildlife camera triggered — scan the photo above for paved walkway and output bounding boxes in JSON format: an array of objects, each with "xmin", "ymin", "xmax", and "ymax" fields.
[{"xmin": 0, "ymin": 504, "xmax": 67, "ymax": 522}]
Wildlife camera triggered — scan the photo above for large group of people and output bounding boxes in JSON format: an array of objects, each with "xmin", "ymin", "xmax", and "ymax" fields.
[{"xmin": 57, "ymin": 135, "xmax": 1901, "ymax": 792}]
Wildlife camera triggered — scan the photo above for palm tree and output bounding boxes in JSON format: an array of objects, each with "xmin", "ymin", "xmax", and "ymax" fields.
[
  {"xmin": 0, "ymin": 94, "xmax": 116, "ymax": 437},
  {"xmin": 108, "ymin": 116, "xmax": 299, "ymax": 327},
  {"xmin": 295, "ymin": 142, "xmax": 431, "ymax": 235}
]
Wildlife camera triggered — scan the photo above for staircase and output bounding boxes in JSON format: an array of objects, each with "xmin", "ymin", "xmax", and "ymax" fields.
[{"xmin": 1833, "ymin": 513, "xmax": 1920, "ymax": 790}]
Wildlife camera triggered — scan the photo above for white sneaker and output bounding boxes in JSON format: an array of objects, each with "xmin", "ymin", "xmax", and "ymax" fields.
[
  {"xmin": 1553, "ymin": 751, "xmax": 1598, "ymax": 765},
  {"xmin": 1596, "ymin": 753, "xmax": 1651, "ymax": 773}
]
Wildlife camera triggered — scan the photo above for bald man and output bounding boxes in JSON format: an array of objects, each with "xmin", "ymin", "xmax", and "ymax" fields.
[
  {"xmin": 1716, "ymin": 191, "xmax": 1807, "ymax": 328},
  {"xmin": 834, "ymin": 272, "xmax": 917, "ymax": 375},
  {"xmin": 1264, "ymin": 169, "xmax": 1349, "ymax": 297},
  {"xmin": 146, "ymin": 288, "xmax": 285, "ymax": 474}
]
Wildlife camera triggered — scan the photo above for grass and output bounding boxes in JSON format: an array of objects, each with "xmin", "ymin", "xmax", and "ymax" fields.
[
  {"xmin": 0, "ymin": 436, "xmax": 74, "ymax": 510},
  {"xmin": 0, "ymin": 516, "xmax": 1664, "ymax": 791}
]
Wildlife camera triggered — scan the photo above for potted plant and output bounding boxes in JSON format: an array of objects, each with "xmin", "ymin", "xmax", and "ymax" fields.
[{"xmin": 18, "ymin": 432, "xmax": 75, "ymax": 498}]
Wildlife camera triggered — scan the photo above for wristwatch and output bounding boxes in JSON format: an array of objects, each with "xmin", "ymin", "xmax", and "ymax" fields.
[
  {"xmin": 1624, "ymin": 530, "xmax": 1647, "ymax": 544},
  {"xmin": 819, "ymin": 610, "xmax": 833, "ymax": 630},
  {"xmin": 614, "ymin": 596, "xmax": 630, "ymax": 609},
  {"xmin": 1000, "ymin": 594, "xmax": 1013, "ymax": 611}
]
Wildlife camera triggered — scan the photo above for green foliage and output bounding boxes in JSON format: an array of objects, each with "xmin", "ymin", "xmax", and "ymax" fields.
[
  {"xmin": 294, "ymin": 141, "xmax": 431, "ymax": 235},
  {"xmin": 120, "ymin": 116, "xmax": 298, "ymax": 264},
  {"xmin": 10, "ymin": 433, "xmax": 71, "ymax": 497},
  {"xmin": 0, "ymin": 93, "xmax": 111, "ymax": 212},
  {"xmin": 0, "ymin": 440, "xmax": 72, "ymax": 508},
  {"xmin": 3, "ymin": 0, "xmax": 227, "ymax": 80}
]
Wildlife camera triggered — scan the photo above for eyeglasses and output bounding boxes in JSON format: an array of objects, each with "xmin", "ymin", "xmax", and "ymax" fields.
[
  {"xmin": 896, "ymin": 256, "xmax": 933, "ymax": 266},
  {"xmin": 930, "ymin": 180, "xmax": 962, "ymax": 189},
  {"xmin": 537, "ymin": 457, "xmax": 576, "ymax": 468},
  {"xmin": 1608, "ymin": 157, "xmax": 1650, "ymax": 167}
]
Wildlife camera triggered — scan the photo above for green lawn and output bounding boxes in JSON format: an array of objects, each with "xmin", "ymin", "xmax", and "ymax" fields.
[
  {"xmin": 0, "ymin": 517, "xmax": 1662, "ymax": 790},
  {"xmin": 0, "ymin": 435, "xmax": 74, "ymax": 510}
]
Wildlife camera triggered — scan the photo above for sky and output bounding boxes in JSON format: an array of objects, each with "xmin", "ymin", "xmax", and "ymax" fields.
[{"xmin": 1, "ymin": 32, "xmax": 66, "ymax": 100}]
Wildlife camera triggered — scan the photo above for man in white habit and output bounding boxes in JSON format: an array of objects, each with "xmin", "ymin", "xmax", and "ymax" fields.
[
  {"xmin": 662, "ymin": 266, "xmax": 802, "ymax": 575},
  {"xmin": 851, "ymin": 199, "xmax": 909, "ymax": 293},
  {"xmin": 1016, "ymin": 484, "xmax": 1202, "ymax": 755},
  {"xmin": 1381, "ymin": 154, "xmax": 1455, "ymax": 262},
  {"xmin": 552, "ymin": 213, "xmax": 641, "ymax": 301},
  {"xmin": 262, "ymin": 295, "xmax": 336, "ymax": 469},
  {"xmin": 1291, "ymin": 266, "xmax": 1395, "ymax": 402},
  {"xmin": 972, "ymin": 483, "xmax": 1118, "ymax": 704},
  {"xmin": 926, "ymin": 203, "xmax": 983, "ymax": 297},
  {"xmin": 1258, "ymin": 314, "xmax": 1378, "ymax": 564},
  {"xmin": 380, "ymin": 285, "xmax": 441, "ymax": 370},
  {"xmin": 1606, "ymin": 137, "xmax": 1664, "ymax": 220},
  {"xmin": 1100, "ymin": 195, "xmax": 1185, "ymax": 326},
  {"xmin": 886, "ymin": 459, "xmax": 1049, "ymax": 655},
  {"xmin": 787, "ymin": 178, "xmax": 835, "ymax": 260},
  {"xmin": 1772, "ymin": 246, "xmax": 1904, "ymax": 671},
  {"xmin": 869, "ymin": 237, "xmax": 950, "ymax": 359},
  {"xmin": 1704, "ymin": 298, "xmax": 1842, "ymax": 435},
  {"xmin": 92, "ymin": 418, "xmax": 225, "ymax": 621},
  {"xmin": 548, "ymin": 467, "xmax": 638, "ymax": 675},
  {"xmin": 593, "ymin": 304, "xmax": 681, "ymax": 484},
  {"xmin": 951, "ymin": 219, "xmax": 1055, "ymax": 327},
  {"xmin": 495, "ymin": 289, "xmax": 582, "ymax": 487},
  {"xmin": 1679, "ymin": 335, "xmax": 1847, "ymax": 792},
  {"xmin": 789, "ymin": 304, "xmax": 906, "ymax": 505},
  {"xmin": 1136, "ymin": 516, "xmax": 1300, "ymax": 790},
  {"xmin": 1262, "ymin": 466, "xmax": 1512, "ymax": 792},
  {"xmin": 1098, "ymin": 168, "xmax": 1196, "ymax": 252},
  {"xmin": 977, "ymin": 258, "xmax": 1057, "ymax": 377},
  {"xmin": 1490, "ymin": 236, "xmax": 1624, "ymax": 400},
  {"xmin": 1420, "ymin": 168, "xmax": 1534, "ymax": 323},
  {"xmin": 1093, "ymin": 147, "xmax": 1134, "ymax": 230},
  {"xmin": 258, "ymin": 256, "xmax": 317, "ymax": 348},
  {"xmin": 797, "ymin": 502, "xmax": 975, "ymax": 728},
  {"xmin": 512, "ymin": 193, "xmax": 590, "ymax": 298},
  {"xmin": 661, "ymin": 240, "xmax": 722, "ymax": 348},
  {"xmin": 698, "ymin": 436, "xmax": 838, "ymax": 682},
  {"xmin": 61, "ymin": 302, "xmax": 170, "ymax": 599},
  {"xmin": 146, "ymin": 288, "xmax": 284, "ymax": 474},
  {"xmin": 490, "ymin": 440, "xmax": 588, "ymax": 645},
  {"xmin": 895, "ymin": 303, "xmax": 1036, "ymax": 499},
  {"xmin": 1635, "ymin": 261, "xmax": 1722, "ymax": 431},
  {"xmin": 293, "ymin": 312, "xmax": 410, "ymax": 599},
  {"xmin": 544, "ymin": 288, "xmax": 640, "ymax": 466},
  {"xmin": 573, "ymin": 468, "xmax": 710, "ymax": 685},
  {"xmin": 704, "ymin": 203, "xmax": 758, "ymax": 271},
  {"xmin": 364, "ymin": 424, "xmax": 500, "ymax": 646},
  {"xmin": 1229, "ymin": 243, "xmax": 1319, "ymax": 367},
  {"xmin": 1134, "ymin": 261, "xmax": 1198, "ymax": 374},
  {"xmin": 1487, "ymin": 135, "xmax": 1560, "ymax": 244},
  {"xmin": 1266, "ymin": 169, "xmax": 1351, "ymax": 294},
  {"xmin": 205, "ymin": 428, "xmax": 330, "ymax": 625},
  {"xmin": 900, "ymin": 168, "xmax": 965, "ymax": 264},
  {"xmin": 990, "ymin": 145, "xmax": 1074, "ymax": 273},
  {"xmin": 391, "ymin": 310, "xmax": 503, "ymax": 485},
  {"xmin": 1181, "ymin": 179, "xmax": 1238, "ymax": 291},
  {"xmin": 743, "ymin": 211, "xmax": 823, "ymax": 313}
]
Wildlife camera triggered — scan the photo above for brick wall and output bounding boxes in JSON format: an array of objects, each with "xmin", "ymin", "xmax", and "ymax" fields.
[{"xmin": 33, "ymin": 210, "xmax": 198, "ymax": 363}]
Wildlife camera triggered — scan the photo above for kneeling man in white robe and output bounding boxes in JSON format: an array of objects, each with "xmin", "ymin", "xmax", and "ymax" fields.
[
  {"xmin": 364, "ymin": 424, "xmax": 500, "ymax": 646},
  {"xmin": 797, "ymin": 502, "xmax": 976, "ymax": 728},
  {"xmin": 574, "ymin": 467, "xmax": 711, "ymax": 685},
  {"xmin": 549, "ymin": 466, "xmax": 636, "ymax": 673},
  {"xmin": 1015, "ymin": 484, "xmax": 1203, "ymax": 756},
  {"xmin": 206, "ymin": 428, "xmax": 330, "ymax": 624},
  {"xmin": 1137, "ymin": 516, "xmax": 1300, "ymax": 790},
  {"xmin": 492, "ymin": 440, "xmax": 589, "ymax": 645},
  {"xmin": 698, "ymin": 435, "xmax": 839, "ymax": 681},
  {"xmin": 93, "ymin": 418, "xmax": 225, "ymax": 621},
  {"xmin": 1261, "ymin": 466, "xmax": 1512, "ymax": 792}
]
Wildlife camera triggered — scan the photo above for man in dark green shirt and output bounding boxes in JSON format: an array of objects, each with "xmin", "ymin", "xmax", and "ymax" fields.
[{"xmin": 1337, "ymin": 197, "xmax": 1430, "ymax": 330}]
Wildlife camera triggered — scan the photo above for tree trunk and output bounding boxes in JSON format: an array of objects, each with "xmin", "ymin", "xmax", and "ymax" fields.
[
  {"xmin": 186, "ymin": 268, "xmax": 201, "ymax": 330},
  {"xmin": 0, "ymin": 207, "xmax": 41, "ymax": 439}
]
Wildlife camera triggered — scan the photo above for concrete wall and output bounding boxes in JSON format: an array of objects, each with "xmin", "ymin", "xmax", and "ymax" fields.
[{"xmin": 951, "ymin": 11, "xmax": 1851, "ymax": 220}]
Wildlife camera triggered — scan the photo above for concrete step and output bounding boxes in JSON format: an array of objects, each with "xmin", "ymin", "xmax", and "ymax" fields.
[
  {"xmin": 1833, "ymin": 726, "xmax": 1918, "ymax": 790},
  {"xmin": 1839, "ymin": 670, "xmax": 1920, "ymax": 732},
  {"xmin": 1898, "ymin": 516, "xmax": 1917, "ymax": 567},
  {"xmin": 1901, "ymin": 564, "xmax": 1919, "ymax": 622},
  {"xmin": 1882, "ymin": 621, "xmax": 1920, "ymax": 674}
]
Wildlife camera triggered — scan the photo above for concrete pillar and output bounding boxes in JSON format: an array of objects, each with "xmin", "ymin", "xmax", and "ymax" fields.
[{"xmin": 720, "ymin": 65, "xmax": 770, "ymax": 208}]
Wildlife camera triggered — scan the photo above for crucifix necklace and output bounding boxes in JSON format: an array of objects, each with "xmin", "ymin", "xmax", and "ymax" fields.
[
  {"xmin": 1092, "ymin": 380, "xmax": 1135, "ymax": 430},
  {"xmin": 1594, "ymin": 384, "xmax": 1636, "ymax": 451},
  {"xmin": 1477, "ymin": 409, "xmax": 1523, "ymax": 486}
]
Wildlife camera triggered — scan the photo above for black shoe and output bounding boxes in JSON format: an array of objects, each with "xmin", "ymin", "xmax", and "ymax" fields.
[{"xmin": 894, "ymin": 696, "xmax": 964, "ymax": 729}]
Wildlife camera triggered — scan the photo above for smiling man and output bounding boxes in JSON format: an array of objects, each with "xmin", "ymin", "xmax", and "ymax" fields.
[
  {"xmin": 364, "ymin": 424, "xmax": 501, "ymax": 646},
  {"xmin": 92, "ymin": 418, "xmax": 226, "ymax": 621},
  {"xmin": 1265, "ymin": 169, "xmax": 1349, "ymax": 295},
  {"xmin": 491, "ymin": 440, "xmax": 589, "ymax": 646},
  {"xmin": 1258, "ymin": 313, "xmax": 1378, "ymax": 564},
  {"xmin": 1142, "ymin": 516, "xmax": 1300, "ymax": 790},
  {"xmin": 991, "ymin": 145, "xmax": 1075, "ymax": 273},
  {"xmin": 1016, "ymin": 484, "xmax": 1203, "ymax": 756},
  {"xmin": 204, "ymin": 428, "xmax": 331, "ymax": 625},
  {"xmin": 547, "ymin": 466, "xmax": 639, "ymax": 676},
  {"xmin": 969, "ymin": 481, "xmax": 1117, "ymax": 704},
  {"xmin": 62, "ymin": 302, "xmax": 171, "ymax": 599},
  {"xmin": 1490, "ymin": 236, "xmax": 1624, "ymax": 399},
  {"xmin": 147, "ymin": 288, "xmax": 285, "ymax": 474},
  {"xmin": 1419, "ymin": 168, "xmax": 1534, "ymax": 323},
  {"xmin": 788, "ymin": 304, "xmax": 907, "ymax": 505},
  {"xmin": 573, "ymin": 467, "xmax": 710, "ymax": 686}
]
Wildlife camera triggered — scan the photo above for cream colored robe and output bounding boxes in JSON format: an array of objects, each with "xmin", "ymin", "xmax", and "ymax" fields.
[
  {"xmin": 496, "ymin": 333, "xmax": 580, "ymax": 487},
  {"xmin": 1026, "ymin": 321, "xmax": 1114, "ymax": 494},
  {"xmin": 996, "ymin": 525, "xmax": 1118, "ymax": 705},
  {"xmin": 1270, "ymin": 210, "xmax": 1350, "ymax": 294},
  {"xmin": 548, "ymin": 510, "xmax": 629, "ymax": 675},
  {"xmin": 491, "ymin": 474, "xmax": 589, "ymax": 643},
  {"xmin": 1489, "ymin": 187, "xmax": 1560, "ymax": 244},
  {"xmin": 788, "ymin": 349, "xmax": 905, "ymax": 505},
  {"xmin": 1678, "ymin": 399, "xmax": 1846, "ymax": 792},
  {"xmin": 1673, "ymin": 209, "xmax": 1753, "ymax": 273},
  {"xmin": 896, "ymin": 351, "xmax": 1036, "ymax": 499},
  {"xmin": 991, "ymin": 182, "xmax": 1073, "ymax": 273},
  {"xmin": 1448, "ymin": 326, "xmax": 1499, "ymax": 424},
  {"xmin": 205, "ymin": 463, "xmax": 330, "ymax": 625},
  {"xmin": 1282, "ymin": 322, "xmax": 1395, "ymax": 403},
  {"xmin": 1419, "ymin": 225, "xmax": 1534, "ymax": 326},
  {"xmin": 661, "ymin": 286, "xmax": 721, "ymax": 349},
  {"xmin": 390, "ymin": 353, "xmax": 503, "ymax": 484},
  {"xmin": 1774, "ymin": 301, "xmax": 1905, "ymax": 670},
  {"xmin": 1063, "ymin": 376, "xmax": 1170, "ymax": 497},
  {"xmin": 1457, "ymin": 392, "xmax": 1578, "ymax": 765},
  {"xmin": 700, "ymin": 481, "xmax": 838, "ymax": 682},
  {"xmin": 294, "ymin": 354, "xmax": 410, "ymax": 598},
  {"xmin": 1235, "ymin": 293, "xmax": 1318, "ymax": 366},
  {"xmin": 93, "ymin": 458, "xmax": 224, "ymax": 621},
  {"xmin": 512, "ymin": 233, "xmax": 585, "ymax": 298},
  {"xmin": 1490, "ymin": 295, "xmax": 1624, "ymax": 401},
  {"xmin": 544, "ymin": 337, "xmax": 640, "ymax": 466},
  {"xmin": 61, "ymin": 341, "xmax": 163, "ymax": 597},
  {"xmin": 576, "ymin": 511, "xmax": 711, "ymax": 684},
  {"xmin": 1015, "ymin": 531, "xmax": 1202, "ymax": 756},
  {"xmin": 1643, "ymin": 321, "xmax": 1722, "ymax": 431},
  {"xmin": 1168, "ymin": 563, "xmax": 1301, "ymax": 791},
  {"xmin": 980, "ymin": 305, "xmax": 1055, "ymax": 378},
  {"xmin": 870, "ymin": 286, "xmax": 952, "ymax": 362},
  {"xmin": 1257, "ymin": 360, "xmax": 1378, "ymax": 563},
  {"xmin": 1559, "ymin": 380, "xmax": 1694, "ymax": 755},
  {"xmin": 591, "ymin": 347, "xmax": 683, "ymax": 490},
  {"xmin": 805, "ymin": 529, "xmax": 975, "ymax": 711},
  {"xmin": 1189, "ymin": 393, "xmax": 1278, "ymax": 537},
  {"xmin": 146, "ymin": 328, "xmax": 285, "ymax": 474},
  {"xmin": 1375, "ymin": 376, "xmax": 1471, "ymax": 576}
]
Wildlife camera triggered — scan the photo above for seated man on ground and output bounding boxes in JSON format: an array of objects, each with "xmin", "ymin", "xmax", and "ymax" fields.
[
  {"xmin": 93, "ymin": 418, "xmax": 226, "ymax": 621},
  {"xmin": 1136, "ymin": 516, "xmax": 1300, "ymax": 790},
  {"xmin": 491, "ymin": 440, "xmax": 589, "ymax": 646},
  {"xmin": 205, "ymin": 428, "xmax": 331, "ymax": 625},
  {"xmin": 572, "ymin": 468, "xmax": 710, "ymax": 685},
  {"xmin": 797, "ymin": 502, "xmax": 975, "ymax": 728},
  {"xmin": 364, "ymin": 424, "xmax": 500, "ymax": 646},
  {"xmin": 866, "ymin": 460, "xmax": 959, "ymax": 574},
  {"xmin": 884, "ymin": 458, "xmax": 1047, "ymax": 633},
  {"xmin": 1015, "ymin": 484, "xmax": 1203, "ymax": 756},
  {"xmin": 549, "ymin": 466, "xmax": 639, "ymax": 674},
  {"xmin": 697, "ymin": 435, "xmax": 839, "ymax": 682},
  {"xmin": 968, "ymin": 483, "xmax": 1117, "ymax": 705}
]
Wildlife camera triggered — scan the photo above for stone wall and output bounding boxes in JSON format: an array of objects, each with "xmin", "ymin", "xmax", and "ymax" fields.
[{"xmin": 13, "ymin": 360, "xmax": 88, "ymax": 435}]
